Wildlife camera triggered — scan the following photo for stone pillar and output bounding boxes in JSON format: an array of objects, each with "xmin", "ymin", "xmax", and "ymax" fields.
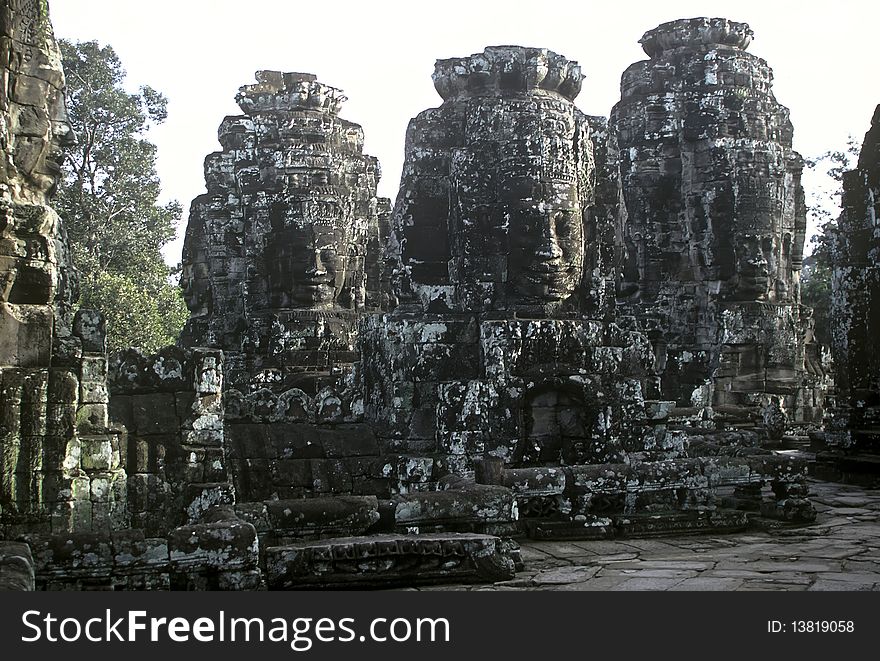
[
  {"xmin": 178, "ymin": 71, "xmax": 390, "ymax": 395},
  {"xmin": 612, "ymin": 17, "xmax": 818, "ymax": 429}
]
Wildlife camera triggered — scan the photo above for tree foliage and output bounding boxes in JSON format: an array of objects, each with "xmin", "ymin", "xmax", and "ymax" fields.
[
  {"xmin": 56, "ymin": 40, "xmax": 187, "ymax": 353},
  {"xmin": 801, "ymin": 137, "xmax": 860, "ymax": 346}
]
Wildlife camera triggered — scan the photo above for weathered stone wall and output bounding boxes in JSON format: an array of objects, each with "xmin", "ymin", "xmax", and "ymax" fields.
[
  {"xmin": 361, "ymin": 315, "xmax": 670, "ymax": 472},
  {"xmin": 612, "ymin": 18, "xmax": 819, "ymax": 430},
  {"xmin": 829, "ymin": 104, "xmax": 880, "ymax": 453},
  {"xmin": 178, "ymin": 71, "xmax": 390, "ymax": 395},
  {"xmin": 107, "ymin": 346, "xmax": 227, "ymax": 535},
  {"xmin": 0, "ymin": 1, "xmax": 824, "ymax": 587}
]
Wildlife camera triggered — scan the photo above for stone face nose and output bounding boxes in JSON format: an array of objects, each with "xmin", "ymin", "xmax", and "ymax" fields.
[
  {"xmin": 536, "ymin": 218, "xmax": 564, "ymax": 260},
  {"xmin": 307, "ymin": 248, "xmax": 327, "ymax": 276}
]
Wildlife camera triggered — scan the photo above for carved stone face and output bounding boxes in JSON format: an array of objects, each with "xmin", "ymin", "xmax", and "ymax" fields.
[
  {"xmin": 266, "ymin": 223, "xmax": 347, "ymax": 309},
  {"xmin": 181, "ymin": 261, "xmax": 211, "ymax": 316},
  {"xmin": 733, "ymin": 233, "xmax": 775, "ymax": 300},
  {"xmin": 27, "ymin": 85, "xmax": 76, "ymax": 198},
  {"xmin": 505, "ymin": 182, "xmax": 584, "ymax": 305}
]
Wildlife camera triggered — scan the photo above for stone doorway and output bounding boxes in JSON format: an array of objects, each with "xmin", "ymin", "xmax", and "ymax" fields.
[{"xmin": 518, "ymin": 386, "xmax": 593, "ymax": 465}]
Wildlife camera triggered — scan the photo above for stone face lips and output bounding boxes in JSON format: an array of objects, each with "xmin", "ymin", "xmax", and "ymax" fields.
[
  {"xmin": 612, "ymin": 18, "xmax": 818, "ymax": 426},
  {"xmin": 179, "ymin": 70, "xmax": 390, "ymax": 394},
  {"xmin": 391, "ymin": 46, "xmax": 601, "ymax": 317},
  {"xmin": 830, "ymin": 105, "xmax": 880, "ymax": 447}
]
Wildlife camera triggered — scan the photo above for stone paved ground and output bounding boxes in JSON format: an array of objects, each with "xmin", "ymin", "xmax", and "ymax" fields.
[{"xmin": 420, "ymin": 478, "xmax": 880, "ymax": 591}]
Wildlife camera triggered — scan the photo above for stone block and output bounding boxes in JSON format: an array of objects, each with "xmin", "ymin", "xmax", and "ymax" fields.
[
  {"xmin": 131, "ymin": 392, "xmax": 179, "ymax": 435},
  {"xmin": 72, "ymin": 309, "xmax": 106, "ymax": 353},
  {"xmin": 0, "ymin": 542, "xmax": 34, "ymax": 590},
  {"xmin": 168, "ymin": 519, "xmax": 258, "ymax": 570},
  {"xmin": 265, "ymin": 533, "xmax": 516, "ymax": 589},
  {"xmin": 80, "ymin": 436, "xmax": 114, "ymax": 471},
  {"xmin": 318, "ymin": 424, "xmax": 379, "ymax": 457},
  {"xmin": 264, "ymin": 495, "xmax": 380, "ymax": 536}
]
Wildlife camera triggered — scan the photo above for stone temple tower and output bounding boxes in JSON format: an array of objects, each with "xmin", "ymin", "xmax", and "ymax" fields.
[
  {"xmin": 362, "ymin": 46, "xmax": 661, "ymax": 473},
  {"xmin": 612, "ymin": 18, "xmax": 822, "ymax": 430},
  {"xmin": 179, "ymin": 71, "xmax": 390, "ymax": 394},
  {"xmin": 826, "ymin": 105, "xmax": 880, "ymax": 460}
]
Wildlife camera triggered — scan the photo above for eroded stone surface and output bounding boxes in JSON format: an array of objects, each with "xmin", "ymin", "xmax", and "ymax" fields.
[
  {"xmin": 0, "ymin": 3, "xmax": 837, "ymax": 590},
  {"xmin": 827, "ymin": 105, "xmax": 880, "ymax": 463},
  {"xmin": 362, "ymin": 48, "xmax": 663, "ymax": 485},
  {"xmin": 0, "ymin": 540, "xmax": 34, "ymax": 590},
  {"xmin": 178, "ymin": 71, "xmax": 390, "ymax": 395},
  {"xmin": 389, "ymin": 46, "xmax": 601, "ymax": 316},
  {"xmin": 612, "ymin": 18, "xmax": 820, "ymax": 430},
  {"xmin": 420, "ymin": 479, "xmax": 880, "ymax": 591},
  {"xmin": 360, "ymin": 41, "xmax": 813, "ymax": 534},
  {"xmin": 1, "ymin": 0, "xmax": 124, "ymax": 538},
  {"xmin": 265, "ymin": 532, "xmax": 518, "ymax": 589}
]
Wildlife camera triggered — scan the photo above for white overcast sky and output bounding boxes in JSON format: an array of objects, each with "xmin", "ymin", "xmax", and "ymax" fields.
[{"xmin": 48, "ymin": 0, "xmax": 879, "ymax": 263}]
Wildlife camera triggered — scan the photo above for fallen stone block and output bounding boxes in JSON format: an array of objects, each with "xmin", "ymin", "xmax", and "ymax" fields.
[
  {"xmin": 391, "ymin": 483, "xmax": 517, "ymax": 532},
  {"xmin": 261, "ymin": 495, "xmax": 380, "ymax": 538},
  {"xmin": 168, "ymin": 518, "xmax": 259, "ymax": 570}
]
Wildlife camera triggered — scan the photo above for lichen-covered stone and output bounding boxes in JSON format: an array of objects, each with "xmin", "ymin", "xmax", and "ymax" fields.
[
  {"xmin": 362, "ymin": 48, "xmax": 665, "ymax": 466},
  {"xmin": 612, "ymin": 18, "xmax": 820, "ymax": 428},
  {"xmin": 178, "ymin": 71, "xmax": 390, "ymax": 395},
  {"xmin": 1, "ymin": 6, "xmax": 824, "ymax": 587},
  {"xmin": 827, "ymin": 105, "xmax": 880, "ymax": 460},
  {"xmin": 1, "ymin": 0, "xmax": 124, "ymax": 537},
  {"xmin": 389, "ymin": 46, "xmax": 601, "ymax": 316}
]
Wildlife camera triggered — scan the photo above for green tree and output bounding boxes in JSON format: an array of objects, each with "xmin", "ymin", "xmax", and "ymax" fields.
[
  {"xmin": 56, "ymin": 39, "xmax": 188, "ymax": 353},
  {"xmin": 802, "ymin": 137, "xmax": 860, "ymax": 346}
]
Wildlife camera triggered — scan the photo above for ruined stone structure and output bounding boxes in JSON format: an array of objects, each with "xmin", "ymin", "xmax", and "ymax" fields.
[
  {"xmin": 364, "ymin": 47, "xmax": 655, "ymax": 467},
  {"xmin": 612, "ymin": 18, "xmax": 821, "ymax": 432},
  {"xmin": 179, "ymin": 71, "xmax": 390, "ymax": 395},
  {"xmin": 361, "ymin": 45, "xmax": 814, "ymax": 538},
  {"xmin": 825, "ymin": 105, "xmax": 880, "ymax": 466},
  {"xmin": 1, "ymin": 0, "xmax": 823, "ymax": 591},
  {"xmin": 0, "ymin": 0, "xmax": 126, "ymax": 538}
]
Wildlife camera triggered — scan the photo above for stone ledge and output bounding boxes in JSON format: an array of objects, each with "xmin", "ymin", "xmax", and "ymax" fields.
[{"xmin": 265, "ymin": 532, "xmax": 517, "ymax": 589}]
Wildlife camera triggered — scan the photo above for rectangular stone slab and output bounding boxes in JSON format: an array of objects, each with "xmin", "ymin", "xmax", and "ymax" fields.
[{"xmin": 265, "ymin": 532, "xmax": 516, "ymax": 589}]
